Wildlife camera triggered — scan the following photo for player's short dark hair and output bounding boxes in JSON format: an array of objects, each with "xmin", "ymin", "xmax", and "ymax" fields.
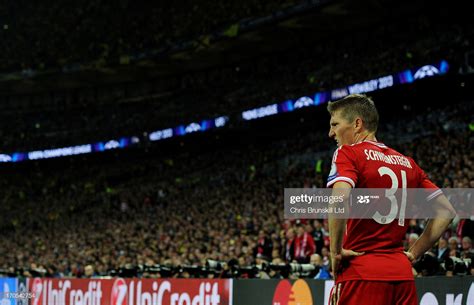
[{"xmin": 327, "ymin": 94, "xmax": 379, "ymax": 133}]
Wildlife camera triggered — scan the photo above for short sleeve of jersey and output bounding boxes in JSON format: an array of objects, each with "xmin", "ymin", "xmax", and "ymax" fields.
[
  {"xmin": 327, "ymin": 145, "xmax": 358, "ymax": 188},
  {"xmin": 410, "ymin": 157, "xmax": 443, "ymax": 201}
]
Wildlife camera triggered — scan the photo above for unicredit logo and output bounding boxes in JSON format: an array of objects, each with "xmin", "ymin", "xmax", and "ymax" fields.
[
  {"xmin": 31, "ymin": 278, "xmax": 43, "ymax": 305},
  {"xmin": 28, "ymin": 278, "xmax": 102, "ymax": 305},
  {"xmin": 111, "ymin": 278, "xmax": 128, "ymax": 305},
  {"xmin": 110, "ymin": 280, "xmax": 221, "ymax": 305},
  {"xmin": 272, "ymin": 279, "xmax": 313, "ymax": 305}
]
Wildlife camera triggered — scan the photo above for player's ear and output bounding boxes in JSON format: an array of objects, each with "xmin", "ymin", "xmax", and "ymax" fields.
[{"xmin": 354, "ymin": 117, "xmax": 363, "ymax": 131}]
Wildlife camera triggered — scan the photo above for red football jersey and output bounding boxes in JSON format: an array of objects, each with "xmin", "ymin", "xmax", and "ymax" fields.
[{"xmin": 327, "ymin": 140, "xmax": 441, "ymax": 282}]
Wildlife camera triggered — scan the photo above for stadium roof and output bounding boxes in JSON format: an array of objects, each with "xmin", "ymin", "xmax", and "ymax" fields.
[{"xmin": 0, "ymin": 0, "xmax": 461, "ymax": 94}]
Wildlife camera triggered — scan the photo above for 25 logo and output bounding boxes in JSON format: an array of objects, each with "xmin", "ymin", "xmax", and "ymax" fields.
[{"xmin": 357, "ymin": 196, "xmax": 370, "ymax": 204}]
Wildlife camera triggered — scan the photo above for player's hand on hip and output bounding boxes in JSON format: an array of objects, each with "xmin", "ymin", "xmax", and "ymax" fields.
[
  {"xmin": 331, "ymin": 248, "xmax": 364, "ymax": 280},
  {"xmin": 341, "ymin": 248, "xmax": 365, "ymax": 258},
  {"xmin": 404, "ymin": 251, "xmax": 416, "ymax": 262}
]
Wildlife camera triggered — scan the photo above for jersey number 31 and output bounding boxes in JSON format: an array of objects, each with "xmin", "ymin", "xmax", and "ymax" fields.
[{"xmin": 372, "ymin": 166, "xmax": 407, "ymax": 226}]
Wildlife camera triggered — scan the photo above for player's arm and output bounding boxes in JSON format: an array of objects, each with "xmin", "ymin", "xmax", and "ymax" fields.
[
  {"xmin": 329, "ymin": 181, "xmax": 351, "ymax": 255},
  {"xmin": 327, "ymin": 146, "xmax": 364, "ymax": 277},
  {"xmin": 329, "ymin": 181, "xmax": 352, "ymax": 277},
  {"xmin": 407, "ymin": 194, "xmax": 456, "ymax": 261}
]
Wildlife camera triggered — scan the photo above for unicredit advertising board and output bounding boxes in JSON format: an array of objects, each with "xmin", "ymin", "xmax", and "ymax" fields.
[
  {"xmin": 27, "ymin": 278, "xmax": 231, "ymax": 305},
  {"xmin": 1, "ymin": 277, "xmax": 471, "ymax": 305}
]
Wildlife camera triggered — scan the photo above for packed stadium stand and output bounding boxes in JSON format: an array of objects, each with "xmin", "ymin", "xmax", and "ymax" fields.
[
  {"xmin": 0, "ymin": 0, "xmax": 473, "ymax": 285},
  {"xmin": 1, "ymin": 95, "xmax": 473, "ymax": 278}
]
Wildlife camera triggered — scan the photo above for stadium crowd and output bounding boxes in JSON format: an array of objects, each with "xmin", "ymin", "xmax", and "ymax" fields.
[
  {"xmin": 1, "ymin": 7, "xmax": 473, "ymax": 152},
  {"xmin": 1, "ymin": 99, "xmax": 473, "ymax": 279}
]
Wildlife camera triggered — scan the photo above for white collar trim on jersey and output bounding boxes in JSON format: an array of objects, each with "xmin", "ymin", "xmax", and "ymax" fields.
[{"xmin": 363, "ymin": 140, "xmax": 387, "ymax": 148}]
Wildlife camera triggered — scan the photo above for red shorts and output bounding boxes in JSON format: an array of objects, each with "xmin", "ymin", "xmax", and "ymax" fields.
[{"xmin": 329, "ymin": 280, "xmax": 417, "ymax": 305}]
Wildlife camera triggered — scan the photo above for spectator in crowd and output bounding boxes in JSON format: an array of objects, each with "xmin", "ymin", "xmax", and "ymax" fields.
[
  {"xmin": 461, "ymin": 237, "xmax": 474, "ymax": 259},
  {"xmin": 255, "ymin": 230, "xmax": 272, "ymax": 260},
  {"xmin": 407, "ymin": 233, "xmax": 420, "ymax": 251},
  {"xmin": 84, "ymin": 265, "xmax": 96, "ymax": 278},
  {"xmin": 435, "ymin": 237, "xmax": 450, "ymax": 262},
  {"xmin": 310, "ymin": 254, "xmax": 331, "ymax": 280},
  {"xmin": 320, "ymin": 247, "xmax": 331, "ymax": 271},
  {"xmin": 312, "ymin": 220, "xmax": 325, "ymax": 255},
  {"xmin": 448, "ymin": 236, "xmax": 461, "ymax": 257},
  {"xmin": 284, "ymin": 228, "xmax": 296, "ymax": 262},
  {"xmin": 294, "ymin": 225, "xmax": 316, "ymax": 263}
]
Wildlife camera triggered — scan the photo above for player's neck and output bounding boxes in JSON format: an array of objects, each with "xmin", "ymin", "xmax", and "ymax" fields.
[{"xmin": 354, "ymin": 132, "xmax": 377, "ymax": 144}]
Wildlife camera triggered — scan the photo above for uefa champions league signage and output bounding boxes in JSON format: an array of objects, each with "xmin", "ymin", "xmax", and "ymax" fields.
[
  {"xmin": 0, "ymin": 61, "xmax": 448, "ymax": 163},
  {"xmin": 240, "ymin": 60, "xmax": 449, "ymax": 121}
]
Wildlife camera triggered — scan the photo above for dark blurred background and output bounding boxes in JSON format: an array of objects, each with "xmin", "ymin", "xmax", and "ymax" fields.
[{"xmin": 0, "ymin": 0, "xmax": 473, "ymax": 279}]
